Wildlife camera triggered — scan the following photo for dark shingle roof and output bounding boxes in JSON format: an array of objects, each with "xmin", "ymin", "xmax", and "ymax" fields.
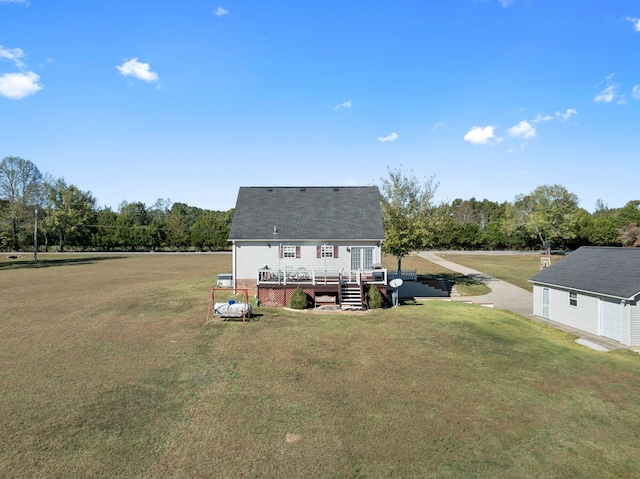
[
  {"xmin": 228, "ymin": 186, "xmax": 384, "ymax": 241},
  {"xmin": 529, "ymin": 246, "xmax": 640, "ymax": 299}
]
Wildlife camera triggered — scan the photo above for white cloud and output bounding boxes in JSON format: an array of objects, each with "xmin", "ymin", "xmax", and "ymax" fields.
[
  {"xmin": 334, "ymin": 100, "xmax": 352, "ymax": 111},
  {"xmin": 116, "ymin": 58, "xmax": 159, "ymax": 83},
  {"xmin": 627, "ymin": 17, "xmax": 640, "ymax": 32},
  {"xmin": 595, "ymin": 85, "xmax": 616, "ymax": 103},
  {"xmin": 463, "ymin": 126, "xmax": 498, "ymax": 145},
  {"xmin": 556, "ymin": 108, "xmax": 577, "ymax": 122},
  {"xmin": 429, "ymin": 121, "xmax": 444, "ymax": 133},
  {"xmin": 595, "ymin": 74, "xmax": 617, "ymax": 103},
  {"xmin": 473, "ymin": 0, "xmax": 514, "ymax": 6},
  {"xmin": 0, "ymin": 45, "xmax": 25, "ymax": 68},
  {"xmin": 377, "ymin": 132, "xmax": 398, "ymax": 142},
  {"xmin": 0, "ymin": 71, "xmax": 42, "ymax": 99},
  {"xmin": 508, "ymin": 120, "xmax": 536, "ymax": 139},
  {"xmin": 215, "ymin": 6, "xmax": 229, "ymax": 16},
  {"xmin": 633, "ymin": 85, "xmax": 640, "ymax": 100},
  {"xmin": 532, "ymin": 113, "xmax": 553, "ymax": 123},
  {"xmin": 507, "ymin": 143, "xmax": 528, "ymax": 153}
]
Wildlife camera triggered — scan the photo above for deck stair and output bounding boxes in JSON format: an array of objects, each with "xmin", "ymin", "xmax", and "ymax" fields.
[{"xmin": 340, "ymin": 284, "xmax": 364, "ymax": 310}]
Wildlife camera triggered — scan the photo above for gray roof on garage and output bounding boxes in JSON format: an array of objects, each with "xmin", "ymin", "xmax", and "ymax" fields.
[
  {"xmin": 228, "ymin": 186, "xmax": 384, "ymax": 241},
  {"xmin": 529, "ymin": 246, "xmax": 640, "ymax": 299}
]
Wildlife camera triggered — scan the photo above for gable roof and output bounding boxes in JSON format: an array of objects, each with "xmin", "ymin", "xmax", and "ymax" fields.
[
  {"xmin": 228, "ymin": 186, "xmax": 384, "ymax": 241},
  {"xmin": 529, "ymin": 246, "xmax": 640, "ymax": 300}
]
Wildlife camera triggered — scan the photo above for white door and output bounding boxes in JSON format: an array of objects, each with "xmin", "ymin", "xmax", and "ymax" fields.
[
  {"xmin": 542, "ymin": 288, "xmax": 550, "ymax": 318},
  {"xmin": 351, "ymin": 248, "xmax": 373, "ymax": 270},
  {"xmin": 600, "ymin": 298, "xmax": 621, "ymax": 342}
]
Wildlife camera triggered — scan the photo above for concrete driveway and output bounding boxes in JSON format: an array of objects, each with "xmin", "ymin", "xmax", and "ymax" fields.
[
  {"xmin": 417, "ymin": 251, "xmax": 626, "ymax": 351},
  {"xmin": 417, "ymin": 251, "xmax": 535, "ymax": 319}
]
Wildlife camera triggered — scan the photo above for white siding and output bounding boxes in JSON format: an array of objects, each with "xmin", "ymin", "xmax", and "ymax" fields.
[
  {"xmin": 534, "ymin": 284, "xmax": 640, "ymax": 347},
  {"xmin": 234, "ymin": 242, "xmax": 275, "ymax": 280},
  {"xmin": 233, "ymin": 241, "xmax": 381, "ymax": 281},
  {"xmin": 630, "ymin": 297, "xmax": 640, "ymax": 347},
  {"xmin": 533, "ymin": 285, "xmax": 598, "ymax": 335}
]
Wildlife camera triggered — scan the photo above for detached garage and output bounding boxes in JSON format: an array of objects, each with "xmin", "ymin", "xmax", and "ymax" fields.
[{"xmin": 530, "ymin": 246, "xmax": 640, "ymax": 347}]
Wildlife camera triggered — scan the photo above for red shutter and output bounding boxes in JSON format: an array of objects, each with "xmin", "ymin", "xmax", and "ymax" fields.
[
  {"xmin": 279, "ymin": 245, "xmax": 283, "ymax": 258},
  {"xmin": 296, "ymin": 246, "xmax": 301, "ymax": 258},
  {"xmin": 334, "ymin": 245, "xmax": 339, "ymax": 258},
  {"xmin": 317, "ymin": 245, "xmax": 321, "ymax": 258}
]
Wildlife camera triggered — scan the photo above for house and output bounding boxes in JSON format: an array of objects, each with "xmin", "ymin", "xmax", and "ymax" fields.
[
  {"xmin": 227, "ymin": 186, "xmax": 387, "ymax": 309},
  {"xmin": 529, "ymin": 246, "xmax": 640, "ymax": 346}
]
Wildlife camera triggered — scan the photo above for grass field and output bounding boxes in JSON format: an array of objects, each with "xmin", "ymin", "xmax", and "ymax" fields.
[
  {"xmin": 439, "ymin": 253, "xmax": 551, "ymax": 292},
  {"xmin": 2, "ymin": 253, "xmax": 640, "ymax": 478}
]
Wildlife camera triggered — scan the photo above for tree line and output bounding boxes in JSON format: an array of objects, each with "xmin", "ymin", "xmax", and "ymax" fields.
[
  {"xmin": 379, "ymin": 168, "xmax": 640, "ymax": 271},
  {"xmin": 3, "ymin": 157, "xmax": 640, "ymax": 256},
  {"xmin": 0, "ymin": 156, "xmax": 232, "ymax": 252}
]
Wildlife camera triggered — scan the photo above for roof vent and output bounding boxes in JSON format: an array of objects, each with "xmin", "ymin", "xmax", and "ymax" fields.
[
  {"xmin": 333, "ymin": 187, "xmax": 339, "ymax": 192},
  {"xmin": 300, "ymin": 188, "xmax": 306, "ymax": 191}
]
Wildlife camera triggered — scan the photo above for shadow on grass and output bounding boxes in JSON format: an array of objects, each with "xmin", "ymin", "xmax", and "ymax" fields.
[
  {"xmin": 209, "ymin": 313, "xmax": 264, "ymax": 323},
  {"xmin": 419, "ymin": 272, "xmax": 489, "ymax": 296},
  {"xmin": 0, "ymin": 255, "xmax": 128, "ymax": 270},
  {"xmin": 398, "ymin": 299, "xmax": 426, "ymax": 306}
]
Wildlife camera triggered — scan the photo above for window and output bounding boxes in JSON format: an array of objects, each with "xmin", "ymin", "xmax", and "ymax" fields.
[
  {"xmin": 280, "ymin": 245, "xmax": 300, "ymax": 258},
  {"xmin": 317, "ymin": 245, "xmax": 338, "ymax": 258},
  {"xmin": 569, "ymin": 291, "xmax": 577, "ymax": 307},
  {"xmin": 351, "ymin": 247, "xmax": 374, "ymax": 270}
]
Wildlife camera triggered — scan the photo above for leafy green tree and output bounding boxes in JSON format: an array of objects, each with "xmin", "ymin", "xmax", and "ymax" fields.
[
  {"xmin": 191, "ymin": 209, "xmax": 232, "ymax": 250},
  {"xmin": 93, "ymin": 207, "xmax": 118, "ymax": 250},
  {"xmin": 615, "ymin": 201, "xmax": 640, "ymax": 228},
  {"xmin": 576, "ymin": 211, "xmax": 619, "ymax": 246},
  {"xmin": 44, "ymin": 178, "xmax": 96, "ymax": 251},
  {"xmin": 164, "ymin": 204, "xmax": 191, "ymax": 250},
  {"xmin": 483, "ymin": 221, "xmax": 510, "ymax": 250},
  {"xmin": 379, "ymin": 167, "xmax": 438, "ymax": 272},
  {"xmin": 508, "ymin": 184, "xmax": 582, "ymax": 254},
  {"xmin": 115, "ymin": 201, "xmax": 154, "ymax": 250},
  {"xmin": 0, "ymin": 156, "xmax": 43, "ymax": 250}
]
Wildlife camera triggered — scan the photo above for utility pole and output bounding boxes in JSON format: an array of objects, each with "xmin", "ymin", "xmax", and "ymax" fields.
[{"xmin": 34, "ymin": 207, "xmax": 38, "ymax": 263}]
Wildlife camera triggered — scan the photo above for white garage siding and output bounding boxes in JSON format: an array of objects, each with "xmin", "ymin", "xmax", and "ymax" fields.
[
  {"xmin": 631, "ymin": 300, "xmax": 640, "ymax": 347},
  {"xmin": 533, "ymin": 285, "xmax": 599, "ymax": 335}
]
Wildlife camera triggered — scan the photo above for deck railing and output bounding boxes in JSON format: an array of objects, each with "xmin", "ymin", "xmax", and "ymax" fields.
[
  {"xmin": 387, "ymin": 269, "xmax": 418, "ymax": 281},
  {"xmin": 257, "ymin": 268, "xmax": 387, "ymax": 286}
]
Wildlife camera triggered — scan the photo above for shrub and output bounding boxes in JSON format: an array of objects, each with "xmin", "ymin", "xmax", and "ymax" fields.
[
  {"xmin": 289, "ymin": 287, "xmax": 307, "ymax": 309},
  {"xmin": 367, "ymin": 284, "xmax": 384, "ymax": 309}
]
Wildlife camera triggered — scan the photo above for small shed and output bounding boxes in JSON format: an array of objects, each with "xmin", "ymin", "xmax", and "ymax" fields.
[{"xmin": 529, "ymin": 246, "xmax": 640, "ymax": 346}]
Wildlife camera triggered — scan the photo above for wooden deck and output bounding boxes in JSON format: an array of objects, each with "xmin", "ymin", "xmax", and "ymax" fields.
[{"xmin": 257, "ymin": 268, "xmax": 387, "ymax": 286}]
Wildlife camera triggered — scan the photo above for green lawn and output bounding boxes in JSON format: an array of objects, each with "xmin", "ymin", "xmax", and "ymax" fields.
[
  {"xmin": 439, "ymin": 253, "xmax": 552, "ymax": 292},
  {"xmin": 1, "ymin": 253, "xmax": 640, "ymax": 478}
]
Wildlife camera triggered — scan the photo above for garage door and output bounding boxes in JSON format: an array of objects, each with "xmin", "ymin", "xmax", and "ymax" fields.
[{"xmin": 600, "ymin": 298, "xmax": 621, "ymax": 342}]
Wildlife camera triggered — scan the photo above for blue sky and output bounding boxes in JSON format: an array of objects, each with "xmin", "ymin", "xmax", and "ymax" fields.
[{"xmin": 1, "ymin": 0, "xmax": 639, "ymax": 212}]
